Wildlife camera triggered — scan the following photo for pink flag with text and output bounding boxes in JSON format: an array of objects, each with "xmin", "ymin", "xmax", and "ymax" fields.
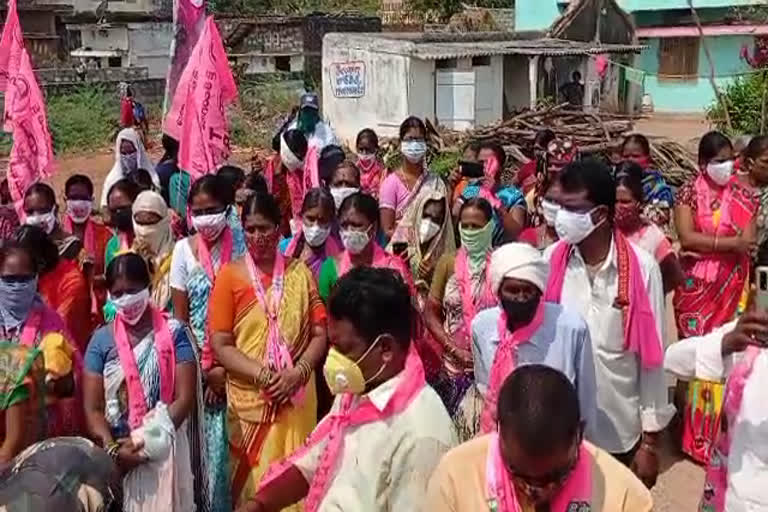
[
  {"xmin": 168, "ymin": 16, "xmax": 237, "ymax": 179},
  {"xmin": 162, "ymin": 0, "xmax": 206, "ymax": 119},
  {"xmin": 0, "ymin": 0, "xmax": 24, "ymax": 131},
  {"xmin": 6, "ymin": 49, "xmax": 56, "ymax": 207}
]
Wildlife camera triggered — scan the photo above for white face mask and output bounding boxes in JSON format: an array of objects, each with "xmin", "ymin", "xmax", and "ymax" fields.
[
  {"xmin": 357, "ymin": 152, "xmax": 376, "ymax": 163},
  {"xmin": 419, "ymin": 218, "xmax": 441, "ymax": 244},
  {"xmin": 192, "ymin": 212, "xmax": 228, "ymax": 242},
  {"xmin": 541, "ymin": 199, "xmax": 561, "ymax": 227},
  {"xmin": 66, "ymin": 200, "xmax": 93, "ymax": 224},
  {"xmin": 706, "ymin": 160, "xmax": 734, "ymax": 186},
  {"xmin": 340, "ymin": 227, "xmax": 371, "ymax": 254},
  {"xmin": 555, "ymin": 207, "xmax": 603, "ymax": 245},
  {"xmin": 25, "ymin": 210, "xmax": 57, "ymax": 234},
  {"xmin": 330, "ymin": 187, "xmax": 359, "ymax": 211},
  {"xmin": 111, "ymin": 288, "xmax": 150, "ymax": 326},
  {"xmin": 401, "ymin": 140, "xmax": 427, "ymax": 163},
  {"xmin": 303, "ymin": 222, "xmax": 331, "ymax": 248}
]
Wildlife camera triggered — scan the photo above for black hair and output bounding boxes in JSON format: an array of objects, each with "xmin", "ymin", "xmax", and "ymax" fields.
[
  {"xmin": 356, "ymin": 128, "xmax": 379, "ymax": 148},
  {"xmin": 301, "ymin": 187, "xmax": 335, "ymax": 217},
  {"xmin": 0, "ymin": 241, "xmax": 39, "ymax": 274},
  {"xmin": 572, "ymin": 70, "xmax": 582, "ymax": 81},
  {"xmin": 329, "ymin": 266, "xmax": 412, "ymax": 349},
  {"xmin": 108, "ymin": 178, "xmax": 140, "ymax": 205},
  {"xmin": 338, "ymin": 192, "xmax": 379, "ymax": 225},
  {"xmin": 331, "ymin": 160, "xmax": 361, "ymax": 184},
  {"xmin": 622, "ymin": 133, "xmax": 651, "ymax": 156},
  {"xmin": 244, "ymin": 173, "xmax": 269, "ymax": 196},
  {"xmin": 24, "ymin": 182, "xmax": 56, "ymax": 208},
  {"xmin": 241, "ymin": 190, "xmax": 281, "ymax": 226},
  {"xmin": 497, "ymin": 365, "xmax": 581, "ymax": 456},
  {"xmin": 127, "ymin": 169, "xmax": 154, "ymax": 192},
  {"xmin": 282, "ymin": 129, "xmax": 309, "ymax": 161},
  {"xmin": 217, "ymin": 165, "xmax": 246, "ymax": 192},
  {"xmin": 65, "ymin": 174, "xmax": 94, "ymax": 198},
  {"xmin": 13, "ymin": 225, "xmax": 59, "ymax": 274},
  {"xmin": 533, "ymin": 129, "xmax": 556, "ymax": 149},
  {"xmin": 189, "ymin": 174, "xmax": 231, "ymax": 207},
  {"xmin": 459, "ymin": 197, "xmax": 493, "ymax": 223},
  {"xmin": 614, "ymin": 161, "xmax": 644, "ymax": 203},
  {"xmin": 698, "ymin": 131, "xmax": 733, "ymax": 165},
  {"xmin": 463, "ymin": 140, "xmax": 481, "ymax": 156},
  {"xmin": 161, "ymin": 134, "xmax": 179, "ymax": 161},
  {"xmin": 558, "ymin": 158, "xmax": 616, "ymax": 217},
  {"xmin": 479, "ymin": 140, "xmax": 507, "ymax": 169},
  {"xmin": 399, "ymin": 116, "xmax": 426, "ymax": 140},
  {"xmin": 744, "ymin": 135, "xmax": 768, "ymax": 162},
  {"xmin": 105, "ymin": 252, "xmax": 151, "ymax": 291},
  {"xmin": 319, "ymin": 145, "xmax": 346, "ymax": 184}
]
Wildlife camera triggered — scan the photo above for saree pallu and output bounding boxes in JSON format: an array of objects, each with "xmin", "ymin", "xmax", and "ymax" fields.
[
  {"xmin": 682, "ymin": 378, "xmax": 725, "ymax": 465},
  {"xmin": 0, "ymin": 343, "xmax": 46, "ymax": 452},
  {"xmin": 39, "ymin": 259, "xmax": 93, "ymax": 353}
]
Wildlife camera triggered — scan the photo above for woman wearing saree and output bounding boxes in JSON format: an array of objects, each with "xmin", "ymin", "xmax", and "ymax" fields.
[
  {"xmin": 0, "ymin": 242, "xmax": 79, "ymax": 452},
  {"xmin": 622, "ymin": 133, "xmax": 675, "ymax": 231},
  {"xmin": 82, "ymin": 252, "xmax": 204, "ymax": 511},
  {"xmin": 674, "ymin": 131, "xmax": 758, "ymax": 464},
  {"xmin": 170, "ymin": 174, "xmax": 246, "ymax": 512},
  {"xmin": 210, "ymin": 191, "xmax": 327, "ymax": 509},
  {"xmin": 22, "ymin": 183, "xmax": 83, "ymax": 262},
  {"xmin": 131, "ymin": 190, "xmax": 175, "ymax": 313},
  {"xmin": 423, "ymin": 198, "xmax": 496, "ymax": 439}
]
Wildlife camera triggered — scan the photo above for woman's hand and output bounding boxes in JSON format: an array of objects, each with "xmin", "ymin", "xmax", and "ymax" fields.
[
  {"xmin": 265, "ymin": 368, "xmax": 303, "ymax": 404},
  {"xmin": 116, "ymin": 438, "xmax": 148, "ymax": 473},
  {"xmin": 204, "ymin": 366, "xmax": 227, "ymax": 405},
  {"xmin": 417, "ymin": 258, "xmax": 436, "ymax": 281}
]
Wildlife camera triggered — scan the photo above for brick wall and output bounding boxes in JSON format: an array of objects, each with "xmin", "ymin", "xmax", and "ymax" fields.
[
  {"xmin": 216, "ymin": 17, "xmax": 304, "ymax": 55},
  {"xmin": 37, "ymin": 66, "xmax": 149, "ymax": 83}
]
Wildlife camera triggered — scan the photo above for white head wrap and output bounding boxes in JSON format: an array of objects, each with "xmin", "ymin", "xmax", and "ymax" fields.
[
  {"xmin": 280, "ymin": 132, "xmax": 304, "ymax": 172},
  {"xmin": 489, "ymin": 242, "xmax": 549, "ymax": 293}
]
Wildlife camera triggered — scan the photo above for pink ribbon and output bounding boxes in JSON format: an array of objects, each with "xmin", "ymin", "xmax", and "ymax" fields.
[{"xmin": 454, "ymin": 248, "xmax": 495, "ymax": 351}]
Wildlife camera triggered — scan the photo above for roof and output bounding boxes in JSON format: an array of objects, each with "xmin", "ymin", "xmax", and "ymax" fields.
[
  {"xmin": 71, "ymin": 48, "xmax": 123, "ymax": 58},
  {"xmin": 324, "ymin": 32, "xmax": 644, "ymax": 60}
]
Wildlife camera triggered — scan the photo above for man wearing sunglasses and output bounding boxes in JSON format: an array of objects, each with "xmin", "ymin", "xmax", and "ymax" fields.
[{"xmin": 425, "ymin": 365, "xmax": 653, "ymax": 511}]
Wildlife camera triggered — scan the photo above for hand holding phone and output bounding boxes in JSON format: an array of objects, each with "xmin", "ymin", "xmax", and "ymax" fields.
[{"xmin": 460, "ymin": 161, "xmax": 485, "ymax": 179}]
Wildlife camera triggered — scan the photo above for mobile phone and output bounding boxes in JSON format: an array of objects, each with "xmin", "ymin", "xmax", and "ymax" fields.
[
  {"xmin": 757, "ymin": 266, "xmax": 768, "ymax": 312},
  {"xmin": 460, "ymin": 160, "xmax": 485, "ymax": 179},
  {"xmin": 392, "ymin": 242, "xmax": 408, "ymax": 256}
]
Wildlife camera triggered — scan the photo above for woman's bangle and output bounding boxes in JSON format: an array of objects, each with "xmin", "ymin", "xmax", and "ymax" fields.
[
  {"xmin": 105, "ymin": 441, "xmax": 120, "ymax": 460},
  {"xmin": 296, "ymin": 360, "xmax": 312, "ymax": 384},
  {"xmin": 253, "ymin": 366, "xmax": 271, "ymax": 388}
]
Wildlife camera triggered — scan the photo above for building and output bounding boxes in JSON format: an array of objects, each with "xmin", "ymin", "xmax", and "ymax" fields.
[
  {"xmin": 1, "ymin": 0, "xmax": 74, "ymax": 67},
  {"xmin": 322, "ymin": 32, "xmax": 642, "ymax": 144}
]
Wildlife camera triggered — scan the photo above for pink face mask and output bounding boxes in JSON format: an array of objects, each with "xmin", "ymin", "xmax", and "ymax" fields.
[{"xmin": 626, "ymin": 156, "xmax": 650, "ymax": 169}]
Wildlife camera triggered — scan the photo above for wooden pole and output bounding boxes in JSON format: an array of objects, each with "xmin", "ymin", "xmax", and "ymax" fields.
[{"xmin": 687, "ymin": 0, "xmax": 733, "ymax": 132}]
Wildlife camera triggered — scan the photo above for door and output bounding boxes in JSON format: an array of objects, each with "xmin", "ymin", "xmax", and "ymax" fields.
[{"xmin": 436, "ymin": 70, "xmax": 475, "ymax": 130}]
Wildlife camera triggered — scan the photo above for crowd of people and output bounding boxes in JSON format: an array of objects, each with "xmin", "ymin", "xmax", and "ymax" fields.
[{"xmin": 0, "ymin": 90, "xmax": 767, "ymax": 512}]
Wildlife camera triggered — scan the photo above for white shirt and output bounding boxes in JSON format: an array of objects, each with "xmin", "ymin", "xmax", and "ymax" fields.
[
  {"xmin": 665, "ymin": 321, "xmax": 768, "ymax": 512},
  {"xmin": 544, "ymin": 238, "xmax": 674, "ymax": 453},
  {"xmin": 294, "ymin": 372, "xmax": 457, "ymax": 511},
  {"xmin": 287, "ymin": 119, "xmax": 338, "ymax": 152}
]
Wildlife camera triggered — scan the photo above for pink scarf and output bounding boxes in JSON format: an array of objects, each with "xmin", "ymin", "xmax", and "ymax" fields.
[
  {"xmin": 337, "ymin": 243, "xmax": 390, "ymax": 276},
  {"xmin": 264, "ymin": 155, "xmax": 279, "ymax": 194},
  {"xmin": 454, "ymin": 248, "xmax": 495, "ymax": 351},
  {"xmin": 63, "ymin": 216, "xmax": 95, "ymax": 260},
  {"xmin": 259, "ymin": 345, "xmax": 425, "ymax": 511},
  {"xmin": 113, "ymin": 307, "xmax": 176, "ymax": 429},
  {"xmin": 244, "ymin": 249, "xmax": 304, "ymax": 403},
  {"xmin": 485, "ymin": 433, "xmax": 592, "ymax": 512},
  {"xmin": 285, "ymin": 146, "xmax": 320, "ymax": 222},
  {"xmin": 358, "ymin": 158, "xmax": 385, "ymax": 197},
  {"xmin": 544, "ymin": 233, "xmax": 662, "ymax": 369},
  {"xmin": 197, "ymin": 229, "xmax": 234, "ymax": 371},
  {"xmin": 477, "ymin": 157, "xmax": 502, "ymax": 210},
  {"xmin": 480, "ymin": 302, "xmax": 546, "ymax": 433},
  {"xmin": 693, "ymin": 175, "xmax": 735, "ymax": 282},
  {"xmin": 700, "ymin": 346, "xmax": 761, "ymax": 511}
]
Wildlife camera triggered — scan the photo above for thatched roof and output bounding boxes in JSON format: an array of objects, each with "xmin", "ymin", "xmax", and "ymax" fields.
[{"xmin": 550, "ymin": 0, "xmax": 637, "ymax": 45}]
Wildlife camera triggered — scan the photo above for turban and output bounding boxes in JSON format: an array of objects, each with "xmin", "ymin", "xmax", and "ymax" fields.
[{"xmin": 489, "ymin": 242, "xmax": 549, "ymax": 293}]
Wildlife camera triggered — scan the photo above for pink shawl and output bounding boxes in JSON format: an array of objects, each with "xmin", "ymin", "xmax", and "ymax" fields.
[
  {"xmin": 454, "ymin": 248, "xmax": 495, "ymax": 351},
  {"xmin": 197, "ymin": 229, "xmax": 233, "ymax": 370},
  {"xmin": 259, "ymin": 345, "xmax": 425, "ymax": 511},
  {"xmin": 486, "ymin": 432, "xmax": 592, "ymax": 512},
  {"xmin": 692, "ymin": 175, "xmax": 742, "ymax": 283},
  {"xmin": 358, "ymin": 157, "xmax": 385, "ymax": 197},
  {"xmin": 63, "ymin": 216, "xmax": 95, "ymax": 260},
  {"xmin": 544, "ymin": 233, "xmax": 662, "ymax": 369}
]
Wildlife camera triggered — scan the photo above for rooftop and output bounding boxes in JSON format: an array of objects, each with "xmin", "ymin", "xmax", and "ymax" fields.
[{"xmin": 325, "ymin": 32, "xmax": 644, "ymax": 60}]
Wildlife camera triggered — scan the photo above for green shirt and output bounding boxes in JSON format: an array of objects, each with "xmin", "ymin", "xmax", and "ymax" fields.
[{"xmin": 318, "ymin": 257, "xmax": 339, "ymax": 303}]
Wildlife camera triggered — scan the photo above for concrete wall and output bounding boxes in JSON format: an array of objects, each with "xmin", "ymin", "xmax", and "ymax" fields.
[
  {"xmin": 78, "ymin": 25, "xmax": 129, "ymax": 52},
  {"xmin": 503, "ymin": 55, "xmax": 531, "ymax": 112},
  {"xmin": 637, "ymin": 34, "xmax": 751, "ymax": 112},
  {"xmin": 408, "ymin": 57, "xmax": 435, "ymax": 125},
  {"xmin": 127, "ymin": 22, "xmax": 172, "ymax": 78},
  {"xmin": 618, "ymin": 0, "xmax": 764, "ymax": 11}
]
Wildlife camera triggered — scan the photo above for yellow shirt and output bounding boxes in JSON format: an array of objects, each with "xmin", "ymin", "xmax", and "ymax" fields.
[{"xmin": 424, "ymin": 435, "xmax": 653, "ymax": 512}]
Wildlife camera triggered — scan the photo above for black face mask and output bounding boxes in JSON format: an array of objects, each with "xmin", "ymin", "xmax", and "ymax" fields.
[
  {"xmin": 110, "ymin": 206, "xmax": 133, "ymax": 232},
  {"xmin": 501, "ymin": 293, "xmax": 541, "ymax": 328}
]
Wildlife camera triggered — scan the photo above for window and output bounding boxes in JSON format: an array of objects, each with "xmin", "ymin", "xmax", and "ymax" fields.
[
  {"xmin": 472, "ymin": 56, "xmax": 490, "ymax": 66},
  {"xmin": 108, "ymin": 56, "xmax": 122, "ymax": 68},
  {"xmin": 436, "ymin": 58, "xmax": 458, "ymax": 69},
  {"xmin": 658, "ymin": 37, "xmax": 699, "ymax": 81},
  {"xmin": 274, "ymin": 56, "xmax": 290, "ymax": 72}
]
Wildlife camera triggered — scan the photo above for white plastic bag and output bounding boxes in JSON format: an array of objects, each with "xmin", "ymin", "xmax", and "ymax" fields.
[{"xmin": 130, "ymin": 402, "xmax": 175, "ymax": 461}]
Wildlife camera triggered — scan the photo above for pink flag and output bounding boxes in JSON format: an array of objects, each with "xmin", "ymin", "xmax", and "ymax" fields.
[
  {"xmin": 162, "ymin": 0, "xmax": 206, "ymax": 119},
  {"xmin": 0, "ymin": 0, "xmax": 22, "ymax": 92},
  {"xmin": 170, "ymin": 16, "xmax": 237, "ymax": 179},
  {"xmin": 7, "ymin": 49, "xmax": 55, "ymax": 208}
]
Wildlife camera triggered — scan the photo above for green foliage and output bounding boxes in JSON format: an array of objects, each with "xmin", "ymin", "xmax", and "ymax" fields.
[
  {"xmin": 209, "ymin": 0, "xmax": 378, "ymax": 15},
  {"xmin": 230, "ymin": 79, "xmax": 302, "ymax": 149},
  {"xmin": 405, "ymin": 0, "xmax": 510, "ymax": 22},
  {"xmin": 706, "ymin": 71, "xmax": 768, "ymax": 135},
  {"xmin": 430, "ymin": 150, "xmax": 459, "ymax": 178}
]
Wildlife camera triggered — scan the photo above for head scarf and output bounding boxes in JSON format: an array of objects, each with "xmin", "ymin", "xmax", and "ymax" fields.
[
  {"xmin": 100, "ymin": 128, "xmax": 159, "ymax": 208},
  {"xmin": 411, "ymin": 187, "xmax": 456, "ymax": 288},
  {"xmin": 131, "ymin": 191, "xmax": 174, "ymax": 311},
  {"xmin": 489, "ymin": 242, "xmax": 549, "ymax": 293},
  {"xmin": 530, "ymin": 137, "xmax": 579, "ymax": 227}
]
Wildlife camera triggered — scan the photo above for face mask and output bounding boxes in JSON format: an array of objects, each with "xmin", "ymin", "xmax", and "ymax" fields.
[
  {"xmin": 357, "ymin": 152, "xmax": 376, "ymax": 165},
  {"xmin": 419, "ymin": 218, "xmax": 441, "ymax": 244},
  {"xmin": 133, "ymin": 218, "xmax": 170, "ymax": 256},
  {"xmin": 0, "ymin": 277, "xmax": 38, "ymax": 330},
  {"xmin": 121, "ymin": 152, "xmax": 138, "ymax": 173},
  {"xmin": 111, "ymin": 288, "xmax": 150, "ymax": 326},
  {"xmin": 555, "ymin": 207, "xmax": 603, "ymax": 245},
  {"xmin": 706, "ymin": 160, "xmax": 734, "ymax": 186},
  {"xmin": 111, "ymin": 207, "xmax": 133, "ymax": 232},
  {"xmin": 66, "ymin": 200, "xmax": 93, "ymax": 224},
  {"xmin": 628, "ymin": 156, "xmax": 650, "ymax": 169},
  {"xmin": 401, "ymin": 140, "xmax": 427, "ymax": 163},
  {"xmin": 323, "ymin": 334, "xmax": 387, "ymax": 395},
  {"xmin": 303, "ymin": 222, "xmax": 331, "ymax": 248},
  {"xmin": 459, "ymin": 221, "xmax": 494, "ymax": 256},
  {"xmin": 340, "ymin": 227, "xmax": 371, "ymax": 255},
  {"xmin": 246, "ymin": 230, "xmax": 279, "ymax": 261},
  {"xmin": 297, "ymin": 108, "xmax": 320, "ymax": 134},
  {"xmin": 25, "ymin": 210, "xmax": 56, "ymax": 234},
  {"xmin": 192, "ymin": 212, "xmax": 228, "ymax": 242},
  {"xmin": 540, "ymin": 199, "xmax": 560, "ymax": 227},
  {"xmin": 330, "ymin": 187, "xmax": 359, "ymax": 211},
  {"xmin": 614, "ymin": 203, "xmax": 642, "ymax": 232},
  {"xmin": 501, "ymin": 294, "xmax": 541, "ymax": 327}
]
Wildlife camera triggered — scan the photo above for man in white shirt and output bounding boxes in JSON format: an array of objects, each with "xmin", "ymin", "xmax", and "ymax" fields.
[
  {"xmin": 665, "ymin": 310, "xmax": 768, "ymax": 511},
  {"xmin": 286, "ymin": 92, "xmax": 337, "ymax": 152},
  {"xmin": 240, "ymin": 267, "xmax": 456, "ymax": 512},
  {"xmin": 544, "ymin": 159, "xmax": 674, "ymax": 488}
]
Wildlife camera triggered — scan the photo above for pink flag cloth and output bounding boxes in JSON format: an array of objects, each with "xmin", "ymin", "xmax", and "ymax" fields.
[
  {"xmin": 167, "ymin": 16, "xmax": 238, "ymax": 179},
  {"xmin": 6, "ymin": 49, "xmax": 56, "ymax": 209},
  {"xmin": 162, "ymin": 0, "xmax": 206, "ymax": 118},
  {"xmin": 0, "ymin": 0, "xmax": 24, "ymax": 130}
]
